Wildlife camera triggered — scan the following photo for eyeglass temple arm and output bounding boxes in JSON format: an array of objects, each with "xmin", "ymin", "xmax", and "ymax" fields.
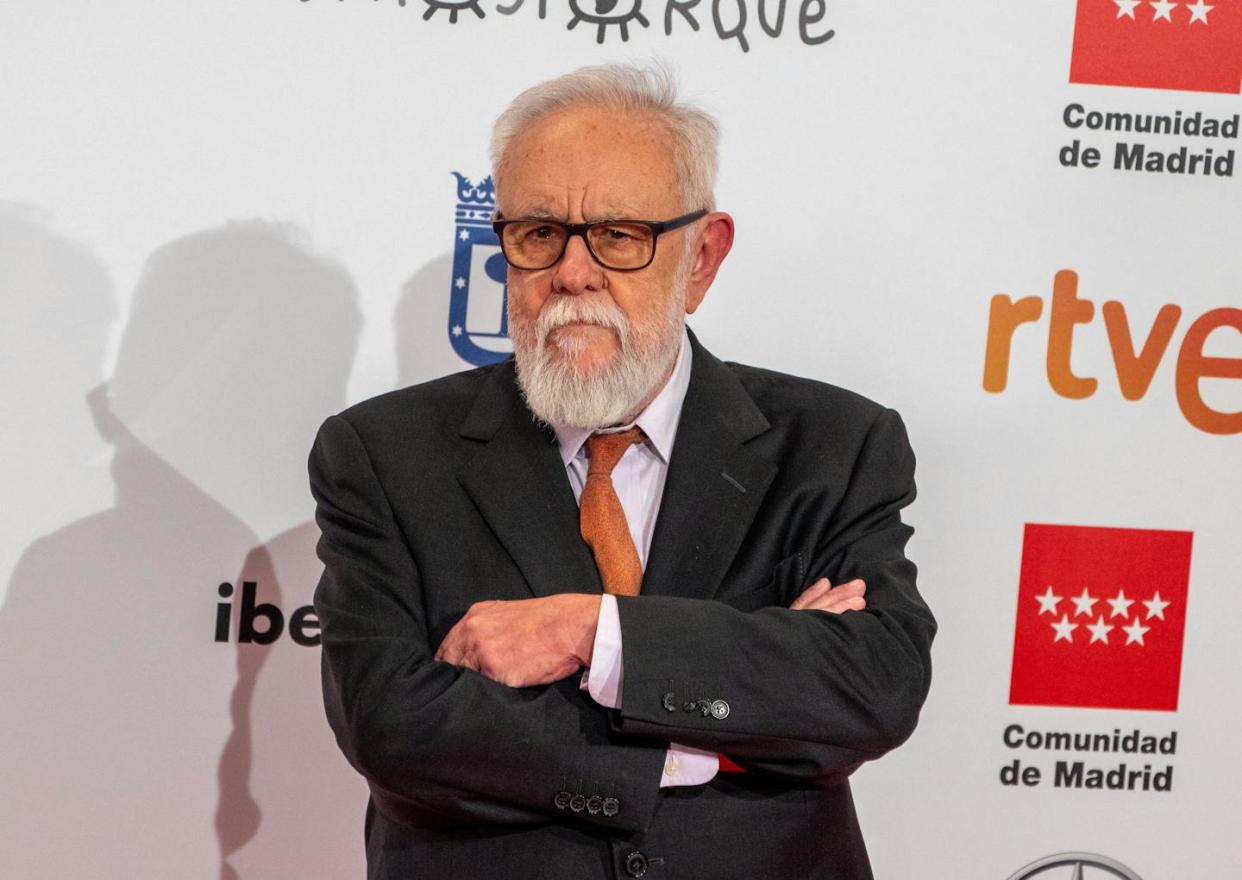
[{"xmin": 650, "ymin": 209, "xmax": 709, "ymax": 235}]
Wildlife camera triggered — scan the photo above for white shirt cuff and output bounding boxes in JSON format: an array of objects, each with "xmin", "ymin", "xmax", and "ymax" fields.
[
  {"xmin": 660, "ymin": 744, "xmax": 720, "ymax": 788},
  {"xmin": 580, "ymin": 594, "xmax": 623, "ymax": 709},
  {"xmin": 578, "ymin": 597, "xmax": 718, "ymax": 788}
]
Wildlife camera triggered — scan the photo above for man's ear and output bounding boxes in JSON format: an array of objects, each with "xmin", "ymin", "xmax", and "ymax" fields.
[{"xmin": 683, "ymin": 212, "xmax": 734, "ymax": 315}]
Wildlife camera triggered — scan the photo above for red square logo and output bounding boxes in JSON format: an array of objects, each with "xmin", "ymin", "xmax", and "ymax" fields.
[
  {"xmin": 1008, "ymin": 523, "xmax": 1192, "ymax": 711},
  {"xmin": 1070, "ymin": 0, "xmax": 1242, "ymax": 94}
]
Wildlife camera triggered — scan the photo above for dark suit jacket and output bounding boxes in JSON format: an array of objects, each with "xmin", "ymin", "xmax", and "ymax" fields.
[{"xmin": 310, "ymin": 332, "xmax": 936, "ymax": 879}]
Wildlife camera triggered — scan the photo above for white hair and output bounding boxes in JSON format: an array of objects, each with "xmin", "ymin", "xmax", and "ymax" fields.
[{"xmin": 490, "ymin": 63, "xmax": 720, "ymax": 212}]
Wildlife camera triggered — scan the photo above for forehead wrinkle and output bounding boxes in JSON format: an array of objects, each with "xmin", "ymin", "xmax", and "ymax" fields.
[
  {"xmin": 556, "ymin": 182, "xmax": 652, "ymax": 221},
  {"xmin": 503, "ymin": 185, "xmax": 648, "ymax": 222},
  {"xmin": 498, "ymin": 180, "xmax": 574, "ymax": 218},
  {"xmin": 581, "ymin": 191, "xmax": 647, "ymax": 221}
]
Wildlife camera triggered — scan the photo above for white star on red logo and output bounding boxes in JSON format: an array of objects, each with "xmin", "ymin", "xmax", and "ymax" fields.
[
  {"xmin": 1150, "ymin": 0, "xmax": 1178, "ymax": 22},
  {"xmin": 1115, "ymin": 0, "xmax": 1142, "ymax": 18},
  {"xmin": 1087, "ymin": 615, "xmax": 1114, "ymax": 644},
  {"xmin": 1107, "ymin": 589, "xmax": 1134, "ymax": 619},
  {"xmin": 1144, "ymin": 591, "xmax": 1171, "ymax": 620},
  {"xmin": 1051, "ymin": 614, "xmax": 1079, "ymax": 643},
  {"xmin": 1035, "ymin": 586, "xmax": 1062, "ymax": 616},
  {"xmin": 1187, "ymin": 0, "xmax": 1213, "ymax": 24},
  {"xmin": 1070, "ymin": 587, "xmax": 1098, "ymax": 617},
  {"xmin": 1124, "ymin": 617, "xmax": 1151, "ymax": 645}
]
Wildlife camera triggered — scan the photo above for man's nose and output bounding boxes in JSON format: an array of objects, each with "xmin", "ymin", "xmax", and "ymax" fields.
[{"xmin": 551, "ymin": 233, "xmax": 603, "ymax": 295}]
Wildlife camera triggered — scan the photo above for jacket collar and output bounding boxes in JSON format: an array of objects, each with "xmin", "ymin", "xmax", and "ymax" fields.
[{"xmin": 456, "ymin": 328, "xmax": 776, "ymax": 601}]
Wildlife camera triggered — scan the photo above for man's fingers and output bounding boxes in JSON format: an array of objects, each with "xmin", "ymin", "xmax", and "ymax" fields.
[
  {"xmin": 791, "ymin": 578, "xmax": 865, "ymax": 608},
  {"xmin": 434, "ymin": 638, "xmax": 464, "ymax": 668},
  {"xmin": 805, "ymin": 592, "xmax": 867, "ymax": 613},
  {"xmin": 791, "ymin": 578, "xmax": 867, "ymax": 613},
  {"xmin": 797, "ymin": 595, "xmax": 868, "ymax": 614},
  {"xmin": 822, "ymin": 595, "xmax": 867, "ymax": 613},
  {"xmin": 433, "ymin": 596, "xmax": 591, "ymax": 687},
  {"xmin": 789, "ymin": 578, "xmax": 831, "ymax": 610}
]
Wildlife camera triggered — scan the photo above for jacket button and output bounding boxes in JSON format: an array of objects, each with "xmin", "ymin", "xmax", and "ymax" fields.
[
  {"xmin": 624, "ymin": 852, "xmax": 649, "ymax": 878},
  {"xmin": 569, "ymin": 794, "xmax": 586, "ymax": 813},
  {"xmin": 585, "ymin": 795, "xmax": 603, "ymax": 814},
  {"xmin": 710, "ymin": 699, "xmax": 730, "ymax": 720},
  {"xmin": 602, "ymin": 796, "xmax": 620, "ymax": 817},
  {"xmin": 553, "ymin": 791, "xmax": 571, "ymax": 810},
  {"xmin": 661, "ymin": 692, "xmax": 677, "ymax": 712}
]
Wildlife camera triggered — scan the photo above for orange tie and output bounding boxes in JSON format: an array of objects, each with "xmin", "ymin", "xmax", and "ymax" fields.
[{"xmin": 580, "ymin": 428, "xmax": 645, "ymax": 596}]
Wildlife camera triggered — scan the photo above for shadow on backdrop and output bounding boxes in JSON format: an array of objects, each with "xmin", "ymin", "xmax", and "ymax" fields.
[
  {"xmin": 0, "ymin": 204, "xmax": 117, "ymax": 591},
  {"xmin": 395, "ymin": 252, "xmax": 511, "ymax": 388},
  {"xmin": 0, "ymin": 220, "xmax": 365, "ymax": 878},
  {"xmin": 0, "ymin": 206, "xmax": 118, "ymax": 875}
]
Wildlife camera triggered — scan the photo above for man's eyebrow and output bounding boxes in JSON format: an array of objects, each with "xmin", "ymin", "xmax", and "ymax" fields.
[{"xmin": 498, "ymin": 206, "xmax": 562, "ymax": 221}]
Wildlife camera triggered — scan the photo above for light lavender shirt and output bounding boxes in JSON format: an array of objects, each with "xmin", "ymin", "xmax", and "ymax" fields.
[{"xmin": 554, "ymin": 330, "xmax": 719, "ymax": 788}]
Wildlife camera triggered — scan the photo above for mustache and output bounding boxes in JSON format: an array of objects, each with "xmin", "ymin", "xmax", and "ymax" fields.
[{"xmin": 534, "ymin": 295, "xmax": 629, "ymax": 341}]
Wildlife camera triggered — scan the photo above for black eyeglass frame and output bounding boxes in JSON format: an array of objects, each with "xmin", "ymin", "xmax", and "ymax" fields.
[{"xmin": 492, "ymin": 208, "xmax": 709, "ymax": 272}]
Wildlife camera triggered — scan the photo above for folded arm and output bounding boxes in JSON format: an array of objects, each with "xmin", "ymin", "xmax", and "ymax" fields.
[
  {"xmin": 311, "ymin": 414, "xmax": 666, "ymax": 832},
  {"xmin": 430, "ymin": 408, "xmax": 934, "ymax": 789},
  {"xmin": 611, "ymin": 407, "xmax": 936, "ymax": 785}
]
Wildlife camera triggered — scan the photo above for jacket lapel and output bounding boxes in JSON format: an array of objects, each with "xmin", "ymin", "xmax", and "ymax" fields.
[
  {"xmin": 455, "ymin": 363, "xmax": 604, "ymax": 599},
  {"xmin": 454, "ymin": 334, "xmax": 776, "ymax": 604},
  {"xmin": 642, "ymin": 334, "xmax": 777, "ymax": 601}
]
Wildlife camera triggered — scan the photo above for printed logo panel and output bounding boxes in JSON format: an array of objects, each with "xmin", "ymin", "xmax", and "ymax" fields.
[
  {"xmin": 1070, "ymin": 0, "xmax": 1242, "ymax": 94},
  {"xmin": 450, "ymin": 173, "xmax": 512, "ymax": 367},
  {"xmin": 1007, "ymin": 852, "xmax": 1144, "ymax": 880},
  {"xmin": 1009, "ymin": 523, "xmax": 1192, "ymax": 711}
]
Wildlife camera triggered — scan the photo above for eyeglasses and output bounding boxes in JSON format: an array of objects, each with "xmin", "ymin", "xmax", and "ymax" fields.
[{"xmin": 492, "ymin": 209, "xmax": 708, "ymax": 271}]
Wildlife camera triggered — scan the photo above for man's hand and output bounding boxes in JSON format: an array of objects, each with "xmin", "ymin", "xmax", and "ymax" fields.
[
  {"xmin": 790, "ymin": 578, "xmax": 866, "ymax": 613},
  {"xmin": 435, "ymin": 594, "xmax": 601, "ymax": 688},
  {"xmin": 437, "ymin": 579, "xmax": 862, "ymax": 689}
]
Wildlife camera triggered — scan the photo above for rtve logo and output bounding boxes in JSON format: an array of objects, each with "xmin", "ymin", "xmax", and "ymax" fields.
[{"xmin": 983, "ymin": 270, "xmax": 1242, "ymax": 435}]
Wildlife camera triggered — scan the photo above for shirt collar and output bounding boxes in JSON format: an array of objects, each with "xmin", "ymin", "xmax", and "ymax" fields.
[{"xmin": 554, "ymin": 328, "xmax": 693, "ymax": 467}]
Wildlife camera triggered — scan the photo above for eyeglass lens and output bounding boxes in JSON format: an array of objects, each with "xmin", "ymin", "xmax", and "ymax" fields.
[{"xmin": 501, "ymin": 221, "xmax": 655, "ymax": 270}]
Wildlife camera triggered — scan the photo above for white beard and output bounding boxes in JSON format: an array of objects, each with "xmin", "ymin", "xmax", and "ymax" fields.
[{"xmin": 510, "ymin": 270, "xmax": 687, "ymax": 430}]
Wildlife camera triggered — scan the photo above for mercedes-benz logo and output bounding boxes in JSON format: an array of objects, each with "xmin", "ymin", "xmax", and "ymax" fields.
[{"xmin": 1007, "ymin": 852, "xmax": 1144, "ymax": 880}]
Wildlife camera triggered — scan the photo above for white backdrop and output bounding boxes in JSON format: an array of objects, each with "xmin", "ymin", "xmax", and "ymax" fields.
[{"xmin": 2, "ymin": 1, "xmax": 1239, "ymax": 877}]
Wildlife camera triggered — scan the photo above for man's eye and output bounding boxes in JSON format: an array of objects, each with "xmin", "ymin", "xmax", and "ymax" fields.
[
  {"xmin": 526, "ymin": 225, "xmax": 558, "ymax": 240},
  {"xmin": 592, "ymin": 224, "xmax": 650, "ymax": 247}
]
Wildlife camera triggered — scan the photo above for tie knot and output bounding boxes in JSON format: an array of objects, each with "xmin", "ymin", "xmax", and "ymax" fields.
[{"xmin": 585, "ymin": 427, "xmax": 645, "ymax": 477}]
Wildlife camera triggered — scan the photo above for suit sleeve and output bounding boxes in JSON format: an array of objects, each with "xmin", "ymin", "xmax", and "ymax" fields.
[
  {"xmin": 310, "ymin": 414, "xmax": 666, "ymax": 832},
  {"xmin": 612, "ymin": 407, "xmax": 936, "ymax": 786}
]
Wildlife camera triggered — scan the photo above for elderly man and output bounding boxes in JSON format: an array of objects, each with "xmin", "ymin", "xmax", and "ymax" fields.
[{"xmin": 310, "ymin": 64, "xmax": 935, "ymax": 879}]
